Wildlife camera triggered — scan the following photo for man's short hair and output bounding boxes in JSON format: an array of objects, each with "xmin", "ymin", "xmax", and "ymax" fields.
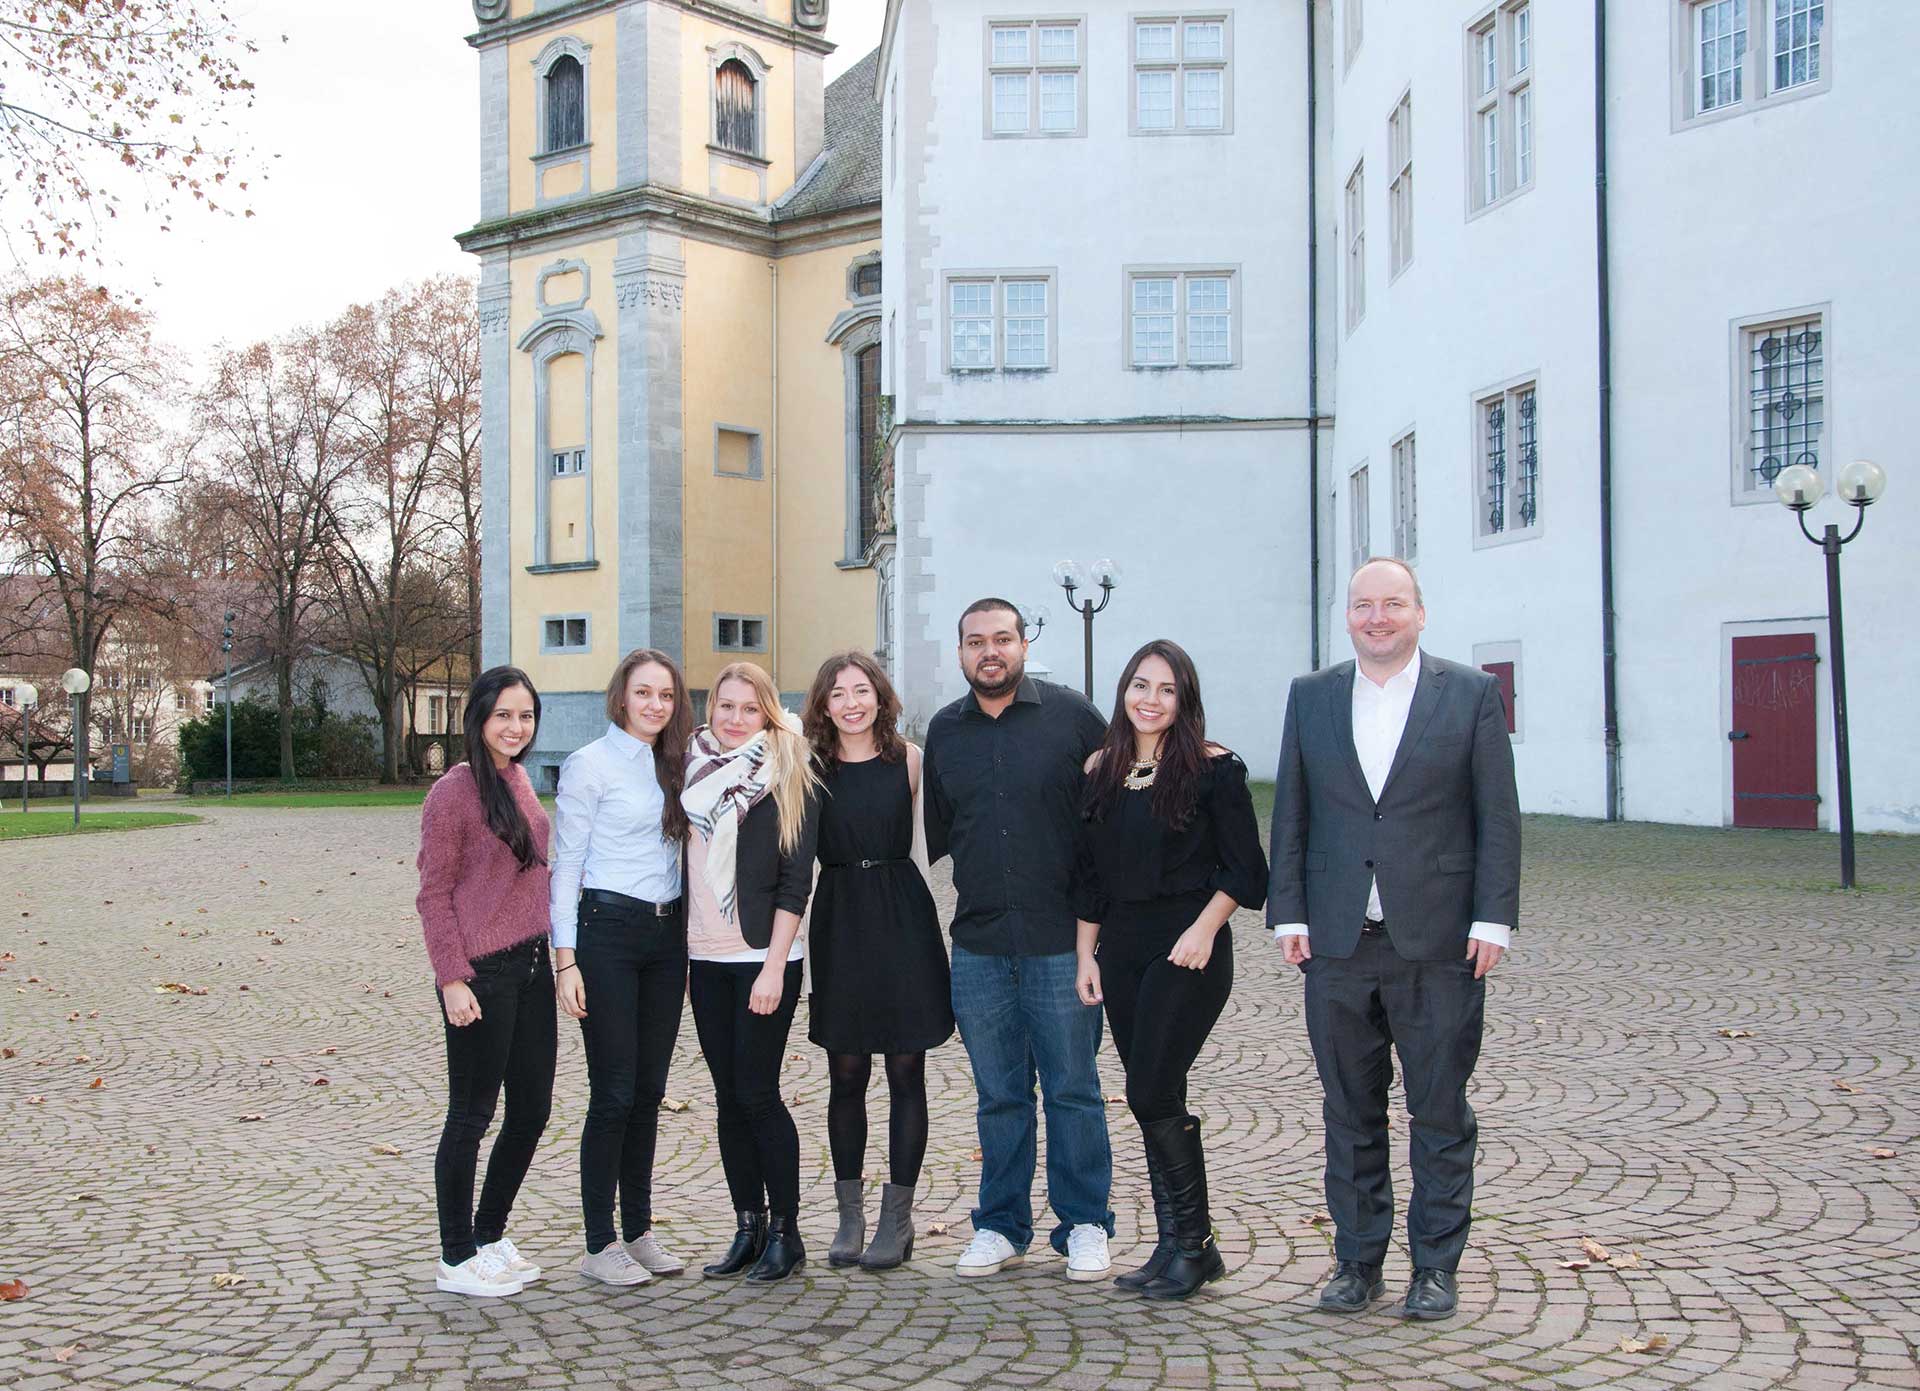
[
  {"xmin": 1348, "ymin": 556, "xmax": 1424, "ymax": 606},
  {"xmin": 957, "ymin": 597, "xmax": 1026, "ymax": 643}
]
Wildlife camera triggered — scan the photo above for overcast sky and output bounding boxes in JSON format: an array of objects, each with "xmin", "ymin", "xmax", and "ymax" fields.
[{"xmin": 29, "ymin": 0, "xmax": 887, "ymax": 360}]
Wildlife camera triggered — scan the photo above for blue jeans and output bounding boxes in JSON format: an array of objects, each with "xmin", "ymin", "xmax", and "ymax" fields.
[{"xmin": 950, "ymin": 945, "xmax": 1113, "ymax": 1254}]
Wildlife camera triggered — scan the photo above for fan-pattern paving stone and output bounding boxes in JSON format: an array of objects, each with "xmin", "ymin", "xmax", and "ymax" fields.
[{"xmin": 2, "ymin": 807, "xmax": 1917, "ymax": 1390}]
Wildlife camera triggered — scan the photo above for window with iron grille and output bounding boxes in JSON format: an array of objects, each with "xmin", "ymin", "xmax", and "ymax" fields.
[
  {"xmin": 1344, "ymin": 161, "xmax": 1365, "ymax": 330},
  {"xmin": 1466, "ymin": 3, "xmax": 1531, "ymax": 214},
  {"xmin": 546, "ymin": 55, "xmax": 585, "ymax": 151},
  {"xmin": 1744, "ymin": 315, "xmax": 1824, "ymax": 495},
  {"xmin": 716, "ymin": 59, "xmax": 758, "ymax": 155},
  {"xmin": 1392, "ymin": 431, "xmax": 1417, "ymax": 561},
  {"xmin": 986, "ymin": 18, "xmax": 1084, "ymax": 137},
  {"xmin": 715, "ymin": 615, "xmax": 767, "ymax": 652},
  {"xmin": 1477, "ymin": 380, "xmax": 1540, "ymax": 541},
  {"xmin": 1131, "ymin": 14, "xmax": 1232, "ymax": 135},
  {"xmin": 1349, "ymin": 464, "xmax": 1371, "ymax": 574},
  {"xmin": 856, "ymin": 344, "xmax": 881, "ymax": 552},
  {"xmin": 1678, "ymin": 0, "xmax": 1827, "ymax": 124},
  {"xmin": 854, "ymin": 261, "xmax": 883, "ymax": 298}
]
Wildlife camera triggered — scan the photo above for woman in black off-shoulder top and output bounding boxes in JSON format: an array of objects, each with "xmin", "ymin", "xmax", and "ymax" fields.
[{"xmin": 1074, "ymin": 639, "xmax": 1268, "ymax": 1302}]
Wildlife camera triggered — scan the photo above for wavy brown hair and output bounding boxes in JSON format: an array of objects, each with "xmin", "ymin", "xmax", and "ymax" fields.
[
  {"xmin": 801, "ymin": 649, "xmax": 907, "ymax": 767},
  {"xmin": 605, "ymin": 647, "xmax": 692, "ymax": 841},
  {"xmin": 1082, "ymin": 639, "xmax": 1210, "ymax": 830},
  {"xmin": 462, "ymin": 666, "xmax": 544, "ymax": 870}
]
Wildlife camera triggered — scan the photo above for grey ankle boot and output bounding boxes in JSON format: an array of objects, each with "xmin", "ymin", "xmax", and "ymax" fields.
[
  {"xmin": 858, "ymin": 1182, "xmax": 916, "ymax": 1270},
  {"xmin": 829, "ymin": 1179, "xmax": 867, "ymax": 1268}
]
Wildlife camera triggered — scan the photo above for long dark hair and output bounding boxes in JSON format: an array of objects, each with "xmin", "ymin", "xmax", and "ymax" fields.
[
  {"xmin": 605, "ymin": 647, "xmax": 692, "ymax": 841},
  {"xmin": 463, "ymin": 665, "xmax": 544, "ymax": 871},
  {"xmin": 801, "ymin": 649, "xmax": 907, "ymax": 768},
  {"xmin": 1082, "ymin": 639, "xmax": 1209, "ymax": 829}
]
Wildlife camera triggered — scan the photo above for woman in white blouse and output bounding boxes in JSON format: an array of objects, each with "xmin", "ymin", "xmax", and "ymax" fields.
[{"xmin": 550, "ymin": 648, "xmax": 692, "ymax": 1287}]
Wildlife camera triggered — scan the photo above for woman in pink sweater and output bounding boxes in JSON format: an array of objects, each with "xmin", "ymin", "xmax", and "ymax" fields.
[{"xmin": 416, "ymin": 666, "xmax": 556, "ymax": 1298}]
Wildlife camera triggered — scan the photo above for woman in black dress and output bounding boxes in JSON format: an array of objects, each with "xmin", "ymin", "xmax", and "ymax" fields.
[
  {"xmin": 1074, "ymin": 639, "xmax": 1267, "ymax": 1301},
  {"xmin": 800, "ymin": 650, "xmax": 954, "ymax": 1271}
]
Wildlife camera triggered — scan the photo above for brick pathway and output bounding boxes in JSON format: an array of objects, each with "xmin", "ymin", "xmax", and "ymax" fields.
[{"xmin": 2, "ymin": 809, "xmax": 1916, "ymax": 1390}]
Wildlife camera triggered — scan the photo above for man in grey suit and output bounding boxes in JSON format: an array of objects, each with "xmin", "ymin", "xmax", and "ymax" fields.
[{"xmin": 1269, "ymin": 556, "xmax": 1521, "ymax": 1321}]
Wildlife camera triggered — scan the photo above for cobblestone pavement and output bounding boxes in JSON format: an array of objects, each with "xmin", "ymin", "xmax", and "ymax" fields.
[{"xmin": 3, "ymin": 808, "xmax": 1917, "ymax": 1391}]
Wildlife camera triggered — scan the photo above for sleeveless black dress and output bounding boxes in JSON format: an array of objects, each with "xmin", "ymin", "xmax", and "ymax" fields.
[{"xmin": 808, "ymin": 755, "xmax": 954, "ymax": 1054}]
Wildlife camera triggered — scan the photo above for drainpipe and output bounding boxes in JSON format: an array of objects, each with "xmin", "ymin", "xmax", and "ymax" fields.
[
  {"xmin": 769, "ymin": 257, "xmax": 781, "ymax": 690},
  {"xmin": 1595, "ymin": 0, "xmax": 1621, "ymax": 820},
  {"xmin": 1306, "ymin": 0, "xmax": 1322, "ymax": 671}
]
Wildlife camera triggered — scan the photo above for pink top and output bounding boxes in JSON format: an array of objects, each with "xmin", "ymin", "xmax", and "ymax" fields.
[{"xmin": 416, "ymin": 762, "xmax": 553, "ymax": 987}]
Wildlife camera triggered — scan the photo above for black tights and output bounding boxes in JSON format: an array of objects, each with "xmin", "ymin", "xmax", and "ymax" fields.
[{"xmin": 826, "ymin": 1051, "xmax": 929, "ymax": 1187}]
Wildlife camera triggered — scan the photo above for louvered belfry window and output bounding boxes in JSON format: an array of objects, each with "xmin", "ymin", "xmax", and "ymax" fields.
[
  {"xmin": 716, "ymin": 59, "xmax": 757, "ymax": 154},
  {"xmin": 546, "ymin": 55, "xmax": 585, "ymax": 150},
  {"xmin": 856, "ymin": 344, "xmax": 881, "ymax": 551}
]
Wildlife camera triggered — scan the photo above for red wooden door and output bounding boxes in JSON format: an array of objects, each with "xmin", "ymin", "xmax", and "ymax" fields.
[
  {"xmin": 1730, "ymin": 633, "xmax": 1819, "ymax": 829},
  {"xmin": 1481, "ymin": 661, "xmax": 1517, "ymax": 734}
]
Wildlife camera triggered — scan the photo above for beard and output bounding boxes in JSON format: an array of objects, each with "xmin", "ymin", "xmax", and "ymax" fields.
[{"xmin": 966, "ymin": 653, "xmax": 1025, "ymax": 699}]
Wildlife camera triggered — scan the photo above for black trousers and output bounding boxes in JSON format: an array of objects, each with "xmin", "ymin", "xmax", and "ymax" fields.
[
  {"xmin": 434, "ymin": 936, "xmax": 557, "ymax": 1265},
  {"xmin": 688, "ymin": 957, "xmax": 804, "ymax": 1219},
  {"xmin": 576, "ymin": 898, "xmax": 688, "ymax": 1254},
  {"xmin": 1099, "ymin": 896, "xmax": 1233, "ymax": 1127},
  {"xmin": 1302, "ymin": 930, "xmax": 1485, "ymax": 1273}
]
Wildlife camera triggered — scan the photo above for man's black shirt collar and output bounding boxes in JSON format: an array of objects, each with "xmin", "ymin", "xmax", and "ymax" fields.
[{"xmin": 960, "ymin": 674, "xmax": 1043, "ymax": 719}]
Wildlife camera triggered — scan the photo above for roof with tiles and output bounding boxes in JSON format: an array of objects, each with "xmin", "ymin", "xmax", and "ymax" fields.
[{"xmin": 773, "ymin": 48, "xmax": 883, "ymax": 223}]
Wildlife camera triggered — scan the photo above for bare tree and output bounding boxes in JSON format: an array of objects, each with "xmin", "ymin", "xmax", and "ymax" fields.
[{"xmin": 420, "ymin": 274, "xmax": 483, "ymax": 676}]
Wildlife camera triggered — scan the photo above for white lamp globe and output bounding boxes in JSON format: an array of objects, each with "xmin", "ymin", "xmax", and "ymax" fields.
[
  {"xmin": 1835, "ymin": 459, "xmax": 1888, "ymax": 507},
  {"xmin": 1771, "ymin": 463, "xmax": 1824, "ymax": 512}
]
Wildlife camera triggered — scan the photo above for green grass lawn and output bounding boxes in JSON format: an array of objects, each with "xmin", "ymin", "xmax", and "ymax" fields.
[
  {"xmin": 179, "ymin": 788, "xmax": 433, "ymax": 809},
  {"xmin": 0, "ymin": 811, "xmax": 203, "ymax": 840}
]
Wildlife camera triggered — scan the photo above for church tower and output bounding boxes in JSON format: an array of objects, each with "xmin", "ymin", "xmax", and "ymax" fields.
[{"xmin": 459, "ymin": 0, "xmax": 884, "ymax": 784}]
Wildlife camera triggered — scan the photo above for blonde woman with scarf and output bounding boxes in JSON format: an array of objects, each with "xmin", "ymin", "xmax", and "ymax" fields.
[{"xmin": 683, "ymin": 661, "xmax": 822, "ymax": 1283}]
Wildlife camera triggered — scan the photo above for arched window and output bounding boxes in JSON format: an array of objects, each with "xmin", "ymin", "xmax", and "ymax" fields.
[
  {"xmin": 546, "ymin": 55, "xmax": 585, "ymax": 151},
  {"xmin": 856, "ymin": 344, "xmax": 882, "ymax": 552},
  {"xmin": 715, "ymin": 59, "xmax": 757, "ymax": 154}
]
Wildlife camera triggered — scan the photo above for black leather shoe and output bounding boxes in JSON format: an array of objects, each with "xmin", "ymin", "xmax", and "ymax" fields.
[
  {"xmin": 1401, "ymin": 1267, "xmax": 1458, "ymax": 1320},
  {"xmin": 702, "ymin": 1210, "xmax": 767, "ymax": 1278},
  {"xmin": 1317, "ymin": 1260, "xmax": 1386, "ymax": 1313},
  {"xmin": 744, "ymin": 1215, "xmax": 807, "ymax": 1283},
  {"xmin": 1115, "ymin": 1140, "xmax": 1175, "ymax": 1292}
]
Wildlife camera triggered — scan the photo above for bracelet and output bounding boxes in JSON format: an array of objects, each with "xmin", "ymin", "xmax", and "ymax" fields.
[{"xmin": 556, "ymin": 962, "xmax": 580, "ymax": 976}]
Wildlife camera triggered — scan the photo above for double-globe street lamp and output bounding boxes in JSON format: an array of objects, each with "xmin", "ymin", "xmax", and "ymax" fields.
[
  {"xmin": 60, "ymin": 668, "xmax": 90, "ymax": 828},
  {"xmin": 1052, "ymin": 559, "xmax": 1123, "ymax": 700},
  {"xmin": 1771, "ymin": 457, "xmax": 1889, "ymax": 890}
]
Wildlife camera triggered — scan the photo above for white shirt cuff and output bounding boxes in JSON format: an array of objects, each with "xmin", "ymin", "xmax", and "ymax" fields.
[
  {"xmin": 1272, "ymin": 923, "xmax": 1309, "ymax": 943},
  {"xmin": 1468, "ymin": 921, "xmax": 1512, "ymax": 949}
]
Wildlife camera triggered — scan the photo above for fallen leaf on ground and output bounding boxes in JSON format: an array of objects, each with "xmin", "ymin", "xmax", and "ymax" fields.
[
  {"xmin": 1103, "ymin": 1094, "xmax": 1125, "ymax": 1104},
  {"xmin": 86, "ymin": 1011, "xmax": 97, "ymax": 1019},
  {"xmin": 1558, "ymin": 1259, "xmax": 1591, "ymax": 1271},
  {"xmin": 317, "ymin": 1047, "xmax": 337, "ymax": 1056},
  {"xmin": 310, "ymin": 1077, "xmax": 330, "ymax": 1087},
  {"xmin": 73, "ymin": 1055, "xmax": 90, "ymax": 1064},
  {"xmin": 1579, "ymin": 1238, "xmax": 1612, "ymax": 1263},
  {"xmin": 662, "ymin": 1097, "xmax": 690, "ymax": 1112},
  {"xmin": 1618, "ymin": 1335, "xmax": 1669, "ymax": 1354},
  {"xmin": 145, "ymin": 1145, "xmax": 157, "ymax": 1155},
  {"xmin": 1307, "ymin": 1210, "xmax": 1333, "ymax": 1226},
  {"xmin": 25, "ymin": 976, "xmax": 39, "ymax": 984},
  {"xmin": 87, "ymin": 1077, "xmax": 103, "ymax": 1090},
  {"xmin": 69, "ymin": 1193, "xmax": 98, "ymax": 1202},
  {"xmin": 1870, "ymin": 1147, "xmax": 1898, "ymax": 1159},
  {"xmin": 1, "ymin": 1047, "xmax": 15, "ymax": 1059},
  {"xmin": 0, "ymin": 1279, "xmax": 25, "ymax": 1300},
  {"xmin": 65, "ymin": 1012, "xmax": 78, "ymax": 1023},
  {"xmin": 237, "ymin": 1113, "xmax": 264, "ymax": 1122},
  {"xmin": 53, "ymin": 1345, "xmax": 78, "ymax": 1362},
  {"xmin": 1718, "ymin": 1028, "xmax": 1754, "ymax": 1039},
  {"xmin": 260, "ymin": 1058, "xmax": 274, "ymax": 1067},
  {"xmin": 155, "ymin": 983, "xmax": 207, "ymax": 996},
  {"xmin": 210, "ymin": 1273, "xmax": 244, "ymax": 1289},
  {"xmin": 25, "ymin": 1095, "xmax": 44, "ymax": 1105},
  {"xmin": 970, "ymin": 1147, "xmax": 983, "ymax": 1161},
  {"xmin": 925, "ymin": 1221, "xmax": 950, "ymax": 1236},
  {"xmin": 1613, "ymin": 1249, "xmax": 1643, "ymax": 1269},
  {"xmin": 371, "ymin": 1143, "xmax": 403, "ymax": 1156}
]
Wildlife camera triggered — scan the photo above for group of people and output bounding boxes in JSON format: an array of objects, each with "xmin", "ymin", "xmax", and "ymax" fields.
[{"xmin": 416, "ymin": 555, "xmax": 1521, "ymax": 1322}]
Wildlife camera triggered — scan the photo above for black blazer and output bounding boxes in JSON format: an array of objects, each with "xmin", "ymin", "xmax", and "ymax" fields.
[
  {"xmin": 1266, "ymin": 653, "xmax": 1521, "ymax": 961},
  {"xmin": 731, "ymin": 790, "xmax": 822, "ymax": 951}
]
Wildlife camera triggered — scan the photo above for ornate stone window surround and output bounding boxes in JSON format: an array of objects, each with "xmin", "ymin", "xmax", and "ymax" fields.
[
  {"xmin": 519, "ymin": 262, "xmax": 603, "ymax": 573},
  {"xmin": 708, "ymin": 41, "xmax": 771, "ymax": 164},
  {"xmin": 828, "ymin": 308, "xmax": 883, "ymax": 566},
  {"xmin": 532, "ymin": 35, "xmax": 593, "ymax": 207}
]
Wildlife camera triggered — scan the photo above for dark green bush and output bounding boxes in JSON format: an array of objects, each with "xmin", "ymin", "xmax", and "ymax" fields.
[{"xmin": 178, "ymin": 695, "xmax": 379, "ymax": 785}]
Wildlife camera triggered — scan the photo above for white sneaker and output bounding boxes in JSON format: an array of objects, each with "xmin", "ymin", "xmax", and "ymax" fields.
[
  {"xmin": 1065, "ymin": 1224, "xmax": 1112, "ymax": 1281},
  {"xmin": 579, "ymin": 1242, "xmax": 653, "ymax": 1286},
  {"xmin": 955, "ymin": 1228, "xmax": 1023, "ymax": 1278},
  {"xmin": 623, "ymin": 1229, "xmax": 685, "ymax": 1276},
  {"xmin": 480, "ymin": 1236, "xmax": 542, "ymax": 1283},
  {"xmin": 437, "ymin": 1247, "xmax": 524, "ymax": 1297}
]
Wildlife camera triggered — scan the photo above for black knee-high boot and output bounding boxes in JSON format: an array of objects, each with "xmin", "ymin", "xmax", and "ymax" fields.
[
  {"xmin": 1139, "ymin": 1115, "xmax": 1225, "ymax": 1300},
  {"xmin": 1115, "ymin": 1135, "xmax": 1176, "ymax": 1290}
]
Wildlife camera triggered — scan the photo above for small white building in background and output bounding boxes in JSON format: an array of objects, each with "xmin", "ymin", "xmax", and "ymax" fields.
[{"xmin": 874, "ymin": 0, "xmax": 1917, "ymax": 833}]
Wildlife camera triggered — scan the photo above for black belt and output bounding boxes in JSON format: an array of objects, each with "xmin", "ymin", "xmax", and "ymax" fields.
[
  {"xmin": 581, "ymin": 887, "xmax": 683, "ymax": 917},
  {"xmin": 821, "ymin": 857, "xmax": 910, "ymax": 870},
  {"xmin": 1361, "ymin": 918, "xmax": 1386, "ymax": 936}
]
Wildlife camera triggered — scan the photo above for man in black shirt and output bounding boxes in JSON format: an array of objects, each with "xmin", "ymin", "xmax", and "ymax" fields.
[{"xmin": 924, "ymin": 598, "xmax": 1114, "ymax": 1281}]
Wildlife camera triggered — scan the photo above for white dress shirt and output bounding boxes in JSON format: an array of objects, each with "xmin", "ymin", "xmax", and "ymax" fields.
[
  {"xmin": 1274, "ymin": 649, "xmax": 1512, "ymax": 951},
  {"xmin": 549, "ymin": 723, "xmax": 684, "ymax": 950}
]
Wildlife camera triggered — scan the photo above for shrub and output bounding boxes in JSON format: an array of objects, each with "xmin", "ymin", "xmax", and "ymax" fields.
[{"xmin": 177, "ymin": 696, "xmax": 379, "ymax": 785}]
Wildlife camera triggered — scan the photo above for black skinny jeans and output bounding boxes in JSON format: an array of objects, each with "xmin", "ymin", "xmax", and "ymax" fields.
[
  {"xmin": 1098, "ymin": 895, "xmax": 1233, "ymax": 1127},
  {"xmin": 827, "ymin": 1051, "xmax": 930, "ymax": 1187},
  {"xmin": 688, "ymin": 957, "xmax": 804, "ymax": 1218},
  {"xmin": 575, "ymin": 898, "xmax": 688, "ymax": 1254},
  {"xmin": 435, "ymin": 935, "xmax": 557, "ymax": 1265}
]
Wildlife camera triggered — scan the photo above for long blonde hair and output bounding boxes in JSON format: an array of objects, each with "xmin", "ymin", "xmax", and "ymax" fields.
[{"xmin": 709, "ymin": 661, "xmax": 820, "ymax": 854}]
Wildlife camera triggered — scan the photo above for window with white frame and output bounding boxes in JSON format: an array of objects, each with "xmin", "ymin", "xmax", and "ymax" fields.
[
  {"xmin": 1477, "ymin": 380, "xmax": 1540, "ymax": 540},
  {"xmin": 132, "ymin": 716, "xmax": 151, "ymax": 743},
  {"xmin": 429, "ymin": 694, "xmax": 444, "ymax": 730},
  {"xmin": 552, "ymin": 449, "xmax": 585, "ymax": 477},
  {"xmin": 946, "ymin": 272, "xmax": 1056, "ymax": 372},
  {"xmin": 1344, "ymin": 161, "xmax": 1365, "ymax": 331},
  {"xmin": 714, "ymin": 614, "xmax": 767, "ymax": 652},
  {"xmin": 1388, "ymin": 91, "xmax": 1413, "ymax": 276},
  {"xmin": 1349, "ymin": 464, "xmax": 1371, "ymax": 573},
  {"xmin": 542, "ymin": 615, "xmax": 590, "ymax": 652},
  {"xmin": 1344, "ymin": 0, "xmax": 1363, "ymax": 69},
  {"xmin": 0, "ymin": 687, "xmax": 13, "ymax": 707},
  {"xmin": 1467, "ymin": 3, "xmax": 1532, "ymax": 213},
  {"xmin": 1678, "ymin": 0, "xmax": 1826, "ymax": 124},
  {"xmin": 986, "ymin": 18, "xmax": 1084, "ymax": 137},
  {"xmin": 1126, "ymin": 268, "xmax": 1239, "ymax": 369},
  {"xmin": 1741, "ymin": 312, "xmax": 1825, "ymax": 497},
  {"xmin": 175, "ymin": 691, "xmax": 187, "ymax": 711},
  {"xmin": 1391, "ymin": 431, "xmax": 1417, "ymax": 560},
  {"xmin": 1131, "ymin": 14, "xmax": 1232, "ymax": 135}
]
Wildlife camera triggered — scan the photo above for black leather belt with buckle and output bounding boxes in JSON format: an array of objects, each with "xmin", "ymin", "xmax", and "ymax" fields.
[
  {"xmin": 1361, "ymin": 918, "xmax": 1386, "ymax": 935},
  {"xmin": 581, "ymin": 887, "xmax": 683, "ymax": 917},
  {"xmin": 823, "ymin": 858, "xmax": 910, "ymax": 871}
]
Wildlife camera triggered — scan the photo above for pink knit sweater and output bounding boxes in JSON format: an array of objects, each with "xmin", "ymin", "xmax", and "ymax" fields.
[{"xmin": 416, "ymin": 762, "xmax": 552, "ymax": 987}]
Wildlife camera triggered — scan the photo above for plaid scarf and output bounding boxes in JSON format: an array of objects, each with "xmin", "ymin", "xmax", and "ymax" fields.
[{"xmin": 682, "ymin": 724, "xmax": 776, "ymax": 924}]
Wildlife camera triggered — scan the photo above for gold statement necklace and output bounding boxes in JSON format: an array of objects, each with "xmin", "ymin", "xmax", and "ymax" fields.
[{"xmin": 1123, "ymin": 757, "xmax": 1159, "ymax": 791}]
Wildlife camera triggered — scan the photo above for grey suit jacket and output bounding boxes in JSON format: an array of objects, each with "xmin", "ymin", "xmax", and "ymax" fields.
[{"xmin": 1266, "ymin": 652, "xmax": 1521, "ymax": 961}]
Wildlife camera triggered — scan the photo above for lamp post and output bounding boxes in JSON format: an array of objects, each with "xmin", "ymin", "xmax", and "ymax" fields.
[
  {"xmin": 221, "ymin": 612, "xmax": 235, "ymax": 799},
  {"xmin": 1772, "ymin": 458, "xmax": 1888, "ymax": 890},
  {"xmin": 16, "ymin": 683, "xmax": 37, "ymax": 815},
  {"xmin": 1052, "ymin": 559, "xmax": 1122, "ymax": 700},
  {"xmin": 60, "ymin": 669, "xmax": 90, "ymax": 829}
]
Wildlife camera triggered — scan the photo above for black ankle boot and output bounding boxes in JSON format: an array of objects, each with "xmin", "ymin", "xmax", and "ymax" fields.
[
  {"xmin": 745, "ymin": 1215, "xmax": 807, "ymax": 1282},
  {"xmin": 1115, "ymin": 1136, "xmax": 1176, "ymax": 1291},
  {"xmin": 1139, "ymin": 1116, "xmax": 1226, "ymax": 1301},
  {"xmin": 702, "ymin": 1210, "xmax": 768, "ymax": 1278}
]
